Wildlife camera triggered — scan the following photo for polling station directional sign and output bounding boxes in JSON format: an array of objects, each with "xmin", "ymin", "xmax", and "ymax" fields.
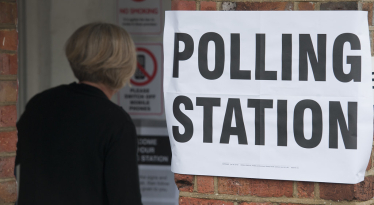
[{"xmin": 163, "ymin": 11, "xmax": 373, "ymax": 184}]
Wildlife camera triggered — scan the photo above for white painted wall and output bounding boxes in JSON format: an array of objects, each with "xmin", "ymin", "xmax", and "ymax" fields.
[
  {"xmin": 372, "ymin": 57, "xmax": 374, "ymax": 103},
  {"xmin": 20, "ymin": 0, "xmax": 170, "ymax": 114},
  {"xmin": 50, "ymin": 0, "xmax": 118, "ymax": 88}
]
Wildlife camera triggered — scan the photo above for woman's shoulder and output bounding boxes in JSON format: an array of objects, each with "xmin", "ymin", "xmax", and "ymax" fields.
[
  {"xmin": 25, "ymin": 85, "xmax": 69, "ymax": 108},
  {"xmin": 107, "ymin": 103, "xmax": 134, "ymax": 125}
]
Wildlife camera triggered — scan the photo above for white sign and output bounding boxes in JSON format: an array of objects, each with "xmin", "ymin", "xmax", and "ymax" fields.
[
  {"xmin": 119, "ymin": 44, "xmax": 164, "ymax": 119},
  {"xmin": 136, "ymin": 127, "xmax": 178, "ymax": 205},
  {"xmin": 163, "ymin": 11, "xmax": 373, "ymax": 184},
  {"xmin": 117, "ymin": 0, "xmax": 162, "ymax": 35}
]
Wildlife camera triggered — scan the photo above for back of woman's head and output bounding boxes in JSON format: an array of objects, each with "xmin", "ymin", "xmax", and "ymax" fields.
[{"xmin": 65, "ymin": 22, "xmax": 136, "ymax": 90}]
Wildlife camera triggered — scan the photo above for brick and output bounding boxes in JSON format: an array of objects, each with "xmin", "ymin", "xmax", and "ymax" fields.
[
  {"xmin": 0, "ymin": 81, "xmax": 17, "ymax": 103},
  {"xmin": 0, "ymin": 53, "xmax": 17, "ymax": 75},
  {"xmin": 0, "ymin": 105, "xmax": 17, "ymax": 128},
  {"xmin": 218, "ymin": 177, "xmax": 293, "ymax": 197},
  {"xmin": 298, "ymin": 2, "xmax": 315, "ymax": 11},
  {"xmin": 0, "ymin": 30, "xmax": 18, "ymax": 51},
  {"xmin": 248, "ymin": 178, "xmax": 293, "ymax": 197},
  {"xmin": 367, "ymin": 154, "xmax": 372, "ymax": 171},
  {"xmin": 218, "ymin": 177, "xmax": 251, "ymax": 195},
  {"xmin": 0, "ymin": 2, "xmax": 17, "ymax": 24},
  {"xmin": 179, "ymin": 197, "xmax": 234, "ymax": 205},
  {"xmin": 236, "ymin": 2, "xmax": 294, "ymax": 11},
  {"xmin": 353, "ymin": 176, "xmax": 374, "ymax": 201},
  {"xmin": 201, "ymin": 1, "xmax": 216, "ymax": 11},
  {"xmin": 172, "ymin": 0, "xmax": 196, "ymax": 11},
  {"xmin": 319, "ymin": 178, "xmax": 374, "ymax": 201},
  {"xmin": 175, "ymin": 174, "xmax": 194, "ymax": 192},
  {"xmin": 240, "ymin": 203, "xmax": 272, "ymax": 205},
  {"xmin": 0, "ymin": 157, "xmax": 14, "ymax": 178},
  {"xmin": 279, "ymin": 204, "xmax": 304, "ymax": 205},
  {"xmin": 320, "ymin": 2, "xmax": 358, "ymax": 10},
  {"xmin": 319, "ymin": 183, "xmax": 354, "ymax": 201},
  {"xmin": 371, "ymin": 31, "xmax": 374, "ymax": 56},
  {"xmin": 0, "ymin": 181, "xmax": 17, "ymax": 203},
  {"xmin": 197, "ymin": 175, "xmax": 214, "ymax": 194},
  {"xmin": 297, "ymin": 181, "xmax": 314, "ymax": 198},
  {"xmin": 362, "ymin": 3, "xmax": 373, "ymax": 26},
  {"xmin": 0, "ymin": 131, "xmax": 17, "ymax": 152},
  {"xmin": 372, "ymin": 146, "xmax": 374, "ymax": 167}
]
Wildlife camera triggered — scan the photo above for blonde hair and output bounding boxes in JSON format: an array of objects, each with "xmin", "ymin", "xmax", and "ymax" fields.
[{"xmin": 65, "ymin": 22, "xmax": 136, "ymax": 90}]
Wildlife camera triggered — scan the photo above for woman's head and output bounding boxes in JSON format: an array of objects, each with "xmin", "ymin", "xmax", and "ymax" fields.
[{"xmin": 65, "ymin": 22, "xmax": 136, "ymax": 90}]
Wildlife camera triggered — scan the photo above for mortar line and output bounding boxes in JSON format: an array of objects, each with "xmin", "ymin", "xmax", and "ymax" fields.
[
  {"xmin": 0, "ymin": 127, "xmax": 16, "ymax": 132},
  {"xmin": 293, "ymin": 181, "xmax": 298, "ymax": 198},
  {"xmin": 314, "ymin": 182, "xmax": 320, "ymax": 199},
  {"xmin": 216, "ymin": 2, "xmax": 222, "ymax": 10},
  {"xmin": 0, "ymin": 178, "xmax": 15, "ymax": 183},
  {"xmin": 358, "ymin": 1, "xmax": 363, "ymax": 10},
  {"xmin": 0, "ymin": 24, "xmax": 17, "ymax": 30},
  {"xmin": 365, "ymin": 169, "xmax": 374, "ymax": 176},
  {"xmin": 0, "ymin": 49, "xmax": 17, "ymax": 54},
  {"xmin": 354, "ymin": 199, "xmax": 374, "ymax": 205},
  {"xmin": 0, "ymin": 102, "xmax": 16, "ymax": 106},
  {"xmin": 294, "ymin": 2, "xmax": 299, "ymax": 10},
  {"xmin": 179, "ymin": 191, "xmax": 358, "ymax": 204},
  {"xmin": 204, "ymin": 0, "xmax": 368, "ymax": 2},
  {"xmin": 193, "ymin": 175, "xmax": 198, "ymax": 192},
  {"xmin": 214, "ymin": 176, "xmax": 218, "ymax": 194},
  {"xmin": 0, "ymin": 152, "xmax": 16, "ymax": 157},
  {"xmin": 315, "ymin": 2, "xmax": 321, "ymax": 10},
  {"xmin": 0, "ymin": 75, "xmax": 17, "ymax": 81}
]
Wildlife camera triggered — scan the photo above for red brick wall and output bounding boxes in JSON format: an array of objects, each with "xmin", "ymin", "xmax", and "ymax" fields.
[
  {"xmin": 172, "ymin": 0, "xmax": 374, "ymax": 204},
  {"xmin": 0, "ymin": 0, "xmax": 18, "ymax": 204}
]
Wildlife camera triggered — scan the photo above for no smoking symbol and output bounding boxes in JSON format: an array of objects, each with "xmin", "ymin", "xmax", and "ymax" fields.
[{"xmin": 131, "ymin": 47, "xmax": 157, "ymax": 86}]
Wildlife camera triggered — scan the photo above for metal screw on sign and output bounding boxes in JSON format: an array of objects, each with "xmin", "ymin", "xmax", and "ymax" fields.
[{"xmin": 131, "ymin": 47, "xmax": 158, "ymax": 86}]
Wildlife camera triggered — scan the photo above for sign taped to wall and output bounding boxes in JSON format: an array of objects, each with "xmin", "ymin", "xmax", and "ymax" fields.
[
  {"xmin": 136, "ymin": 127, "xmax": 178, "ymax": 205},
  {"xmin": 119, "ymin": 43, "xmax": 164, "ymax": 119},
  {"xmin": 163, "ymin": 11, "xmax": 373, "ymax": 184},
  {"xmin": 117, "ymin": 0, "xmax": 162, "ymax": 35}
]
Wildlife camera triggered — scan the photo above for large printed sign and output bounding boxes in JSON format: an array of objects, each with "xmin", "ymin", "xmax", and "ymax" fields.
[{"xmin": 163, "ymin": 11, "xmax": 373, "ymax": 184}]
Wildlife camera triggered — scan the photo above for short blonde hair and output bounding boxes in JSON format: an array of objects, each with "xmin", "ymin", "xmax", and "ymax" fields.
[{"xmin": 65, "ymin": 22, "xmax": 136, "ymax": 90}]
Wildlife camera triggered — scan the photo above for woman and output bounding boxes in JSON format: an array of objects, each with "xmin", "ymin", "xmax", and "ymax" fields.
[{"xmin": 15, "ymin": 23, "xmax": 142, "ymax": 205}]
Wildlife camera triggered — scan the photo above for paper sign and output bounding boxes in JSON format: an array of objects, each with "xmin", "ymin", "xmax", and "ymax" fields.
[
  {"xmin": 119, "ymin": 44, "xmax": 164, "ymax": 119},
  {"xmin": 117, "ymin": 0, "xmax": 162, "ymax": 35},
  {"xmin": 136, "ymin": 127, "xmax": 178, "ymax": 205},
  {"xmin": 163, "ymin": 11, "xmax": 373, "ymax": 184},
  {"xmin": 138, "ymin": 136, "xmax": 172, "ymax": 166}
]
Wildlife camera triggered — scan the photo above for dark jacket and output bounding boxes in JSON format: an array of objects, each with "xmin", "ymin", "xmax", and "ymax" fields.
[{"xmin": 15, "ymin": 82, "xmax": 142, "ymax": 205}]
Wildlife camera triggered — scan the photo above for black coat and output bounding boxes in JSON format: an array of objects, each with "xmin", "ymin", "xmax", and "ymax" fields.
[{"xmin": 15, "ymin": 82, "xmax": 142, "ymax": 205}]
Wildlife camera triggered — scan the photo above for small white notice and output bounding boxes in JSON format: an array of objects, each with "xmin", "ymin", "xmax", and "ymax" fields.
[
  {"xmin": 119, "ymin": 43, "xmax": 164, "ymax": 119},
  {"xmin": 117, "ymin": 0, "xmax": 162, "ymax": 35},
  {"xmin": 136, "ymin": 127, "xmax": 178, "ymax": 205},
  {"xmin": 163, "ymin": 11, "xmax": 373, "ymax": 184}
]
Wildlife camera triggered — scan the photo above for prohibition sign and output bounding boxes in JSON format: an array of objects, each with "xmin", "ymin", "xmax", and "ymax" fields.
[{"xmin": 131, "ymin": 47, "xmax": 158, "ymax": 86}]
